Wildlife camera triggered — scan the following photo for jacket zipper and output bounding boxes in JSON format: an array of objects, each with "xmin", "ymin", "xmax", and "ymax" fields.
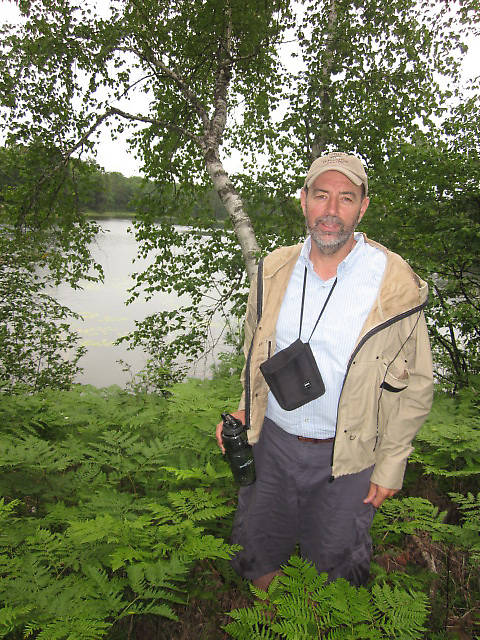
[
  {"xmin": 244, "ymin": 337, "xmax": 255, "ymax": 429},
  {"xmin": 245, "ymin": 259, "xmax": 265, "ymax": 429},
  {"xmin": 329, "ymin": 301, "xmax": 428, "ymax": 476}
]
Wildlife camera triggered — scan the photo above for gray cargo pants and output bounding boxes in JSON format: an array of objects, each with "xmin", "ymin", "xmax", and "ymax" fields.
[{"xmin": 230, "ymin": 416, "xmax": 376, "ymax": 586}]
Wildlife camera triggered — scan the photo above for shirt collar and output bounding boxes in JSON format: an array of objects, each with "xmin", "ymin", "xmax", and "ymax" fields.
[{"xmin": 300, "ymin": 232, "xmax": 365, "ymax": 280}]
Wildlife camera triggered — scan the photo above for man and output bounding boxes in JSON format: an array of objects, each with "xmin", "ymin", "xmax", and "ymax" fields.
[{"xmin": 216, "ymin": 152, "xmax": 433, "ymax": 589}]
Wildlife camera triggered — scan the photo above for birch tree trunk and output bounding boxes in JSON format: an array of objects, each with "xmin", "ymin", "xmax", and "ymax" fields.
[
  {"xmin": 204, "ymin": 151, "xmax": 260, "ymax": 282},
  {"xmin": 199, "ymin": 1, "xmax": 261, "ymax": 281},
  {"xmin": 107, "ymin": 1, "xmax": 263, "ymax": 281},
  {"xmin": 310, "ymin": 0, "xmax": 337, "ymax": 159}
]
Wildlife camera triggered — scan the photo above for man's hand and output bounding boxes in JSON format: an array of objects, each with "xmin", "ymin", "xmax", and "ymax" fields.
[
  {"xmin": 363, "ymin": 482, "xmax": 398, "ymax": 509},
  {"xmin": 216, "ymin": 410, "xmax": 246, "ymax": 454}
]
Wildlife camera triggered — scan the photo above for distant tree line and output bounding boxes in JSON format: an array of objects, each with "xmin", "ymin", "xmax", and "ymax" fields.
[
  {"xmin": 0, "ymin": 143, "xmax": 233, "ymax": 219},
  {"xmin": 0, "ymin": 145, "xmax": 143, "ymax": 214},
  {"xmin": 82, "ymin": 168, "xmax": 145, "ymax": 213}
]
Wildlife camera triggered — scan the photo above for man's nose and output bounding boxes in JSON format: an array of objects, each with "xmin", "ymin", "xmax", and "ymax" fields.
[{"xmin": 326, "ymin": 195, "xmax": 340, "ymax": 215}]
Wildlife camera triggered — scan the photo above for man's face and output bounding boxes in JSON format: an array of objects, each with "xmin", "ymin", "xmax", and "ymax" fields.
[{"xmin": 301, "ymin": 170, "xmax": 369, "ymax": 256}]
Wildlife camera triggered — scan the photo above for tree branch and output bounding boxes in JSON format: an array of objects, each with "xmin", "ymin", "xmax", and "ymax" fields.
[
  {"xmin": 63, "ymin": 112, "xmax": 111, "ymax": 164},
  {"xmin": 15, "ymin": 111, "xmax": 111, "ymax": 229},
  {"xmin": 433, "ymin": 284, "xmax": 468, "ymax": 377},
  {"xmin": 114, "ymin": 73, "xmax": 156, "ymax": 103},
  {"xmin": 117, "ymin": 45, "xmax": 210, "ymax": 129},
  {"xmin": 108, "ymin": 106, "xmax": 202, "ymax": 145}
]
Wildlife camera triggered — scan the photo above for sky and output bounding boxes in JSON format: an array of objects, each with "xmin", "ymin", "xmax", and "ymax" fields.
[{"xmin": 1, "ymin": 1, "xmax": 479, "ymax": 177}]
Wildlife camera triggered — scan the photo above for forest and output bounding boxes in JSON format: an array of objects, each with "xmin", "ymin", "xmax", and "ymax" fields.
[
  {"xmin": 0, "ymin": 146, "xmax": 230, "ymax": 220},
  {"xmin": 0, "ymin": 149, "xmax": 139, "ymax": 214},
  {"xmin": 0, "ymin": 0, "xmax": 479, "ymax": 638}
]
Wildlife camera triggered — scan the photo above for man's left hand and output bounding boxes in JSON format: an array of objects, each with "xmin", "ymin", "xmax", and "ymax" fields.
[{"xmin": 363, "ymin": 482, "xmax": 398, "ymax": 509}]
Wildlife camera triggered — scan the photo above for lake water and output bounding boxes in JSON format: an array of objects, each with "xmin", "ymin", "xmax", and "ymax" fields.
[{"xmin": 53, "ymin": 219, "xmax": 230, "ymax": 388}]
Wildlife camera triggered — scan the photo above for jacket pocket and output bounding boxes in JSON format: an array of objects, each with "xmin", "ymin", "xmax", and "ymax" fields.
[
  {"xmin": 380, "ymin": 368, "xmax": 409, "ymax": 393},
  {"xmin": 377, "ymin": 367, "xmax": 410, "ymax": 438},
  {"xmin": 343, "ymin": 360, "xmax": 383, "ymax": 438}
]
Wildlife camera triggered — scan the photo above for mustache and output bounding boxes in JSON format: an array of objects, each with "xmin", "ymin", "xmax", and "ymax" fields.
[{"xmin": 312, "ymin": 215, "xmax": 344, "ymax": 228}]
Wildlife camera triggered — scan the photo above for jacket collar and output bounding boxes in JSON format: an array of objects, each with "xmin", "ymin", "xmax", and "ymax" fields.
[
  {"xmin": 361, "ymin": 234, "xmax": 428, "ymax": 328},
  {"xmin": 262, "ymin": 234, "xmax": 428, "ymax": 326}
]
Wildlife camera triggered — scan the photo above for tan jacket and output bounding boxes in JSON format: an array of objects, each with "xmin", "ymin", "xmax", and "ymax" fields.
[{"xmin": 238, "ymin": 234, "xmax": 434, "ymax": 490}]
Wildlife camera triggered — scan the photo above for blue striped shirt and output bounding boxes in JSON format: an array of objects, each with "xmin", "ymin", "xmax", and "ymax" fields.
[{"xmin": 266, "ymin": 233, "xmax": 386, "ymax": 438}]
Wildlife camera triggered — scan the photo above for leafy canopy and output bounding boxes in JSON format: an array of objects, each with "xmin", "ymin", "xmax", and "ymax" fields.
[{"xmin": 1, "ymin": 0, "xmax": 479, "ymax": 386}]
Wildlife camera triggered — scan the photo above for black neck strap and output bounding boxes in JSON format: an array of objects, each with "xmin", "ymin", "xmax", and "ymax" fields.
[{"xmin": 298, "ymin": 267, "xmax": 337, "ymax": 342}]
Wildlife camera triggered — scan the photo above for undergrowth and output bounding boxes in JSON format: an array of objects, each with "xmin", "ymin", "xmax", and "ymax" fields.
[
  {"xmin": 0, "ymin": 374, "xmax": 241, "ymax": 639},
  {"xmin": 0, "ymin": 369, "xmax": 479, "ymax": 639},
  {"xmin": 225, "ymin": 555, "xmax": 429, "ymax": 640}
]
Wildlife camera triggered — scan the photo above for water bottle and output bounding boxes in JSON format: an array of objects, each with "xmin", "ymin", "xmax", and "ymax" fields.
[{"xmin": 221, "ymin": 413, "xmax": 256, "ymax": 486}]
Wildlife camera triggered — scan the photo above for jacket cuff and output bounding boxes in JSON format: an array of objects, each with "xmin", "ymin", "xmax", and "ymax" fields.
[
  {"xmin": 370, "ymin": 451, "xmax": 411, "ymax": 491},
  {"xmin": 237, "ymin": 391, "xmax": 246, "ymax": 412}
]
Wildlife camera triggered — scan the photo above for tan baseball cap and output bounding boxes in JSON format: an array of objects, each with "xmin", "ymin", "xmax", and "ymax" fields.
[{"xmin": 304, "ymin": 152, "xmax": 368, "ymax": 195}]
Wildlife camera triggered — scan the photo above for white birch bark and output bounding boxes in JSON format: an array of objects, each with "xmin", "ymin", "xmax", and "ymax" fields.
[
  {"xmin": 201, "ymin": 1, "xmax": 261, "ymax": 282},
  {"xmin": 311, "ymin": 0, "xmax": 337, "ymax": 158},
  {"xmin": 204, "ymin": 152, "xmax": 260, "ymax": 282},
  {"xmin": 102, "ymin": 2, "xmax": 263, "ymax": 281}
]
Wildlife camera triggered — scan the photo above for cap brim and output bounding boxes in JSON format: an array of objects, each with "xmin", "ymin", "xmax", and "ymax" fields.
[{"xmin": 305, "ymin": 166, "xmax": 364, "ymax": 189}]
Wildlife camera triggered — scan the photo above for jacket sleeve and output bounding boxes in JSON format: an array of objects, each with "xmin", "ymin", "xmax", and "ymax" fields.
[
  {"xmin": 237, "ymin": 271, "xmax": 259, "ymax": 412},
  {"xmin": 370, "ymin": 312, "xmax": 434, "ymax": 490}
]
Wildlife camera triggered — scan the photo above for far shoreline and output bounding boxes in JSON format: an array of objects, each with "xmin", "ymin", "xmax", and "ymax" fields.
[
  {"xmin": 83, "ymin": 211, "xmax": 227, "ymax": 231},
  {"xmin": 83, "ymin": 210, "xmax": 135, "ymax": 220}
]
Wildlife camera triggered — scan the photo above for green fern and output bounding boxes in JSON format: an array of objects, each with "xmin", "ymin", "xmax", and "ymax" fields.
[
  {"xmin": 0, "ymin": 604, "xmax": 32, "ymax": 638},
  {"xmin": 412, "ymin": 388, "xmax": 480, "ymax": 479},
  {"xmin": 0, "ymin": 433, "xmax": 73, "ymax": 471},
  {"xmin": 448, "ymin": 492, "xmax": 480, "ymax": 562},
  {"xmin": 161, "ymin": 461, "xmax": 231, "ymax": 484},
  {"xmin": 34, "ymin": 617, "xmax": 112, "ymax": 640},
  {"xmin": 372, "ymin": 495, "xmax": 480, "ymax": 555},
  {"xmin": 224, "ymin": 556, "xmax": 429, "ymax": 640},
  {"xmin": 373, "ymin": 584, "xmax": 428, "ymax": 639},
  {"xmin": 371, "ymin": 497, "xmax": 448, "ymax": 542},
  {"xmin": 0, "ymin": 381, "xmax": 241, "ymax": 638}
]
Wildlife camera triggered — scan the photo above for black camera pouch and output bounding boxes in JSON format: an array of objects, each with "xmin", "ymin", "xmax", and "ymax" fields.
[
  {"xmin": 259, "ymin": 267, "xmax": 337, "ymax": 412},
  {"xmin": 260, "ymin": 338, "xmax": 325, "ymax": 411}
]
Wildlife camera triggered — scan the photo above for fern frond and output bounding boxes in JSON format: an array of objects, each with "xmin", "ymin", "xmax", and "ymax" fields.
[
  {"xmin": 412, "ymin": 391, "xmax": 480, "ymax": 478},
  {"xmin": 325, "ymin": 579, "xmax": 375, "ymax": 627},
  {"xmin": 0, "ymin": 604, "xmax": 32, "ymax": 637},
  {"xmin": 82, "ymin": 565, "xmax": 126, "ymax": 611},
  {"xmin": 35, "ymin": 617, "xmax": 111, "ymax": 640},
  {"xmin": 108, "ymin": 546, "xmax": 144, "ymax": 571},
  {"xmin": 450, "ymin": 491, "xmax": 480, "ymax": 523},
  {"xmin": 249, "ymin": 584, "xmax": 270, "ymax": 601},
  {"xmin": 161, "ymin": 462, "xmax": 230, "ymax": 483},
  {"xmin": 225, "ymin": 604, "xmax": 274, "ymax": 639},
  {"xmin": 373, "ymin": 584, "xmax": 428, "ymax": 640},
  {"xmin": 143, "ymin": 501, "xmax": 176, "ymax": 524},
  {"xmin": 177, "ymin": 533, "xmax": 240, "ymax": 562},
  {"xmin": 227, "ymin": 556, "xmax": 430, "ymax": 640},
  {"xmin": 372, "ymin": 496, "xmax": 450, "ymax": 545},
  {"xmin": 132, "ymin": 558, "xmax": 188, "ymax": 591},
  {"xmin": 120, "ymin": 602, "xmax": 178, "ymax": 620},
  {"xmin": 66, "ymin": 514, "xmax": 121, "ymax": 545},
  {"xmin": 0, "ymin": 497, "xmax": 20, "ymax": 519},
  {"xmin": 0, "ymin": 435, "xmax": 73, "ymax": 471}
]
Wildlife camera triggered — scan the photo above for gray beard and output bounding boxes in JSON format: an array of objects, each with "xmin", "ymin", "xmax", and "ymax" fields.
[{"xmin": 306, "ymin": 212, "xmax": 361, "ymax": 256}]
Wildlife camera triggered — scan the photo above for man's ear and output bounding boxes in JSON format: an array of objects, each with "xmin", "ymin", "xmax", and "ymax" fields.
[
  {"xmin": 358, "ymin": 196, "xmax": 370, "ymax": 223},
  {"xmin": 300, "ymin": 187, "xmax": 307, "ymax": 217}
]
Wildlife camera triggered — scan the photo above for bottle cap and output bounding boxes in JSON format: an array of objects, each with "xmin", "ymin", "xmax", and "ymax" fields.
[{"xmin": 221, "ymin": 413, "xmax": 244, "ymax": 437}]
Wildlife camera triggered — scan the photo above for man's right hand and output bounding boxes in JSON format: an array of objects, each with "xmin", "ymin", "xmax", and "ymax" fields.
[{"xmin": 216, "ymin": 409, "xmax": 246, "ymax": 454}]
